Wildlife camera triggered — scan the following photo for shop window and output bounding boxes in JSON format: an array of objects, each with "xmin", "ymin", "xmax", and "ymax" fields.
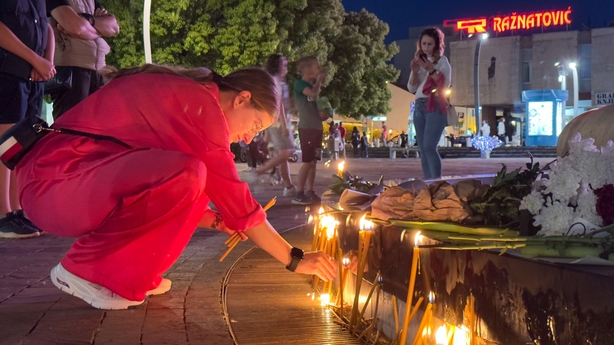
[{"xmin": 521, "ymin": 49, "xmax": 532, "ymax": 84}]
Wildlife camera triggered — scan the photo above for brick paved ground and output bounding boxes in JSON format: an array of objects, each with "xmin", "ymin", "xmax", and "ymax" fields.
[{"xmin": 0, "ymin": 157, "xmax": 551, "ymax": 345}]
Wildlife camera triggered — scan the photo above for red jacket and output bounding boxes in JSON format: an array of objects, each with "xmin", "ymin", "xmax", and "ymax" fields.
[{"xmin": 17, "ymin": 74, "xmax": 265, "ymax": 231}]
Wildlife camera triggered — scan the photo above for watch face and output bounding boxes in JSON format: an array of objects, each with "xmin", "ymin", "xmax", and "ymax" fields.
[{"xmin": 291, "ymin": 247, "xmax": 304, "ymax": 259}]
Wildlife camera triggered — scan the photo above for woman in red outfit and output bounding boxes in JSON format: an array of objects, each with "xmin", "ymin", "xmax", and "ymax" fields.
[{"xmin": 15, "ymin": 64, "xmax": 337, "ymax": 310}]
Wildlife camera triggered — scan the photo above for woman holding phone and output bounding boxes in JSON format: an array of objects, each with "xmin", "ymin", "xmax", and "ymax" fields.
[{"xmin": 407, "ymin": 27, "xmax": 451, "ymax": 179}]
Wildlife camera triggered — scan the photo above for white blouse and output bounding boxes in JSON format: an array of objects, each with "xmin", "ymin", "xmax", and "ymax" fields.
[{"xmin": 407, "ymin": 55, "xmax": 452, "ymax": 99}]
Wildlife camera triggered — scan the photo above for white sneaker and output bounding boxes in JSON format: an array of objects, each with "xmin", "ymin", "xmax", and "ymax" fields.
[
  {"xmin": 50, "ymin": 263, "xmax": 145, "ymax": 310},
  {"xmin": 146, "ymin": 278, "xmax": 172, "ymax": 296},
  {"xmin": 283, "ymin": 185, "xmax": 297, "ymax": 197}
]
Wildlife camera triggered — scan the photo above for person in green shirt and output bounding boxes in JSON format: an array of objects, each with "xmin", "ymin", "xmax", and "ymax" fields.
[{"xmin": 292, "ymin": 56, "xmax": 326, "ymax": 205}]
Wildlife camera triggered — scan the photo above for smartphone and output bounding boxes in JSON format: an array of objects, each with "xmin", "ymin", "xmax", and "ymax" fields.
[{"xmin": 418, "ymin": 52, "xmax": 427, "ymax": 61}]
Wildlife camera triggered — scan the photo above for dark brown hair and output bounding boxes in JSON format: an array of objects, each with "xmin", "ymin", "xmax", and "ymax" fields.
[
  {"xmin": 416, "ymin": 27, "xmax": 446, "ymax": 64},
  {"xmin": 106, "ymin": 64, "xmax": 280, "ymax": 120},
  {"xmin": 265, "ymin": 54, "xmax": 285, "ymax": 76}
]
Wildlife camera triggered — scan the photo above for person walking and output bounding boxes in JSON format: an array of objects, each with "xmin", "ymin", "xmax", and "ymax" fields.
[
  {"xmin": 12, "ymin": 64, "xmax": 337, "ymax": 310},
  {"xmin": 381, "ymin": 121, "xmax": 388, "ymax": 147},
  {"xmin": 338, "ymin": 121, "xmax": 346, "ymax": 158},
  {"xmin": 481, "ymin": 120, "xmax": 491, "ymax": 137},
  {"xmin": 0, "ymin": 0, "xmax": 56, "ymax": 239},
  {"xmin": 360, "ymin": 131, "xmax": 369, "ymax": 158},
  {"xmin": 351, "ymin": 127, "xmax": 360, "ymax": 158},
  {"xmin": 497, "ymin": 118, "xmax": 506, "ymax": 143},
  {"xmin": 254, "ymin": 54, "xmax": 296, "ymax": 196},
  {"xmin": 292, "ymin": 56, "xmax": 326, "ymax": 205},
  {"xmin": 407, "ymin": 27, "xmax": 451, "ymax": 179},
  {"xmin": 47, "ymin": 0, "xmax": 120, "ymax": 119},
  {"xmin": 400, "ymin": 131, "xmax": 408, "ymax": 148}
]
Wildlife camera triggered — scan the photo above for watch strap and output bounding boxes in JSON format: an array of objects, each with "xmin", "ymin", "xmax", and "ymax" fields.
[{"xmin": 285, "ymin": 247, "xmax": 304, "ymax": 272}]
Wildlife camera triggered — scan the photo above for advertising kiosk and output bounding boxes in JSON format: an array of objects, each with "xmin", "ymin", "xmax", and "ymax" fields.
[{"xmin": 522, "ymin": 89, "xmax": 568, "ymax": 146}]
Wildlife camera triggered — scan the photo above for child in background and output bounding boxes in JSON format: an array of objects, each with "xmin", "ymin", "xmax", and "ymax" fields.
[{"xmin": 292, "ymin": 56, "xmax": 326, "ymax": 205}]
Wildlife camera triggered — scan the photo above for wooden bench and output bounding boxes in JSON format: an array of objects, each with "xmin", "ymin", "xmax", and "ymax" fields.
[{"xmin": 389, "ymin": 147, "xmax": 420, "ymax": 158}]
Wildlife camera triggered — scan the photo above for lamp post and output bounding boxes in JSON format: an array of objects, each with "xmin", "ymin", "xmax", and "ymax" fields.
[
  {"xmin": 473, "ymin": 33, "xmax": 489, "ymax": 132},
  {"xmin": 555, "ymin": 62, "xmax": 568, "ymax": 131},
  {"xmin": 143, "ymin": 0, "xmax": 152, "ymax": 63},
  {"xmin": 569, "ymin": 62, "xmax": 579, "ymax": 118}
]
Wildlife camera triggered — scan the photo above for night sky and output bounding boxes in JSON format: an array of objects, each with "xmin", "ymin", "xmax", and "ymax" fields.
[{"xmin": 342, "ymin": 0, "xmax": 614, "ymax": 43}]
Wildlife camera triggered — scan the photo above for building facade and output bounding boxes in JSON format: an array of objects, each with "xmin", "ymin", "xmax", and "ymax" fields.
[{"xmin": 393, "ymin": 17, "xmax": 614, "ymax": 143}]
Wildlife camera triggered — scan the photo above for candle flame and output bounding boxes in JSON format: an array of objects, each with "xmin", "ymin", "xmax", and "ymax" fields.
[
  {"xmin": 414, "ymin": 231, "xmax": 423, "ymax": 247},
  {"xmin": 318, "ymin": 207, "xmax": 325, "ymax": 214},
  {"xmin": 359, "ymin": 214, "xmax": 374, "ymax": 232},
  {"xmin": 429, "ymin": 291, "xmax": 435, "ymax": 303},
  {"xmin": 435, "ymin": 325, "xmax": 447, "ymax": 345},
  {"xmin": 308, "ymin": 215, "xmax": 314, "ymax": 224},
  {"xmin": 453, "ymin": 326, "xmax": 469, "ymax": 345},
  {"xmin": 320, "ymin": 215, "xmax": 339, "ymax": 240},
  {"xmin": 320, "ymin": 293, "xmax": 331, "ymax": 306},
  {"xmin": 338, "ymin": 161, "xmax": 345, "ymax": 172},
  {"xmin": 342, "ymin": 257, "xmax": 350, "ymax": 265}
]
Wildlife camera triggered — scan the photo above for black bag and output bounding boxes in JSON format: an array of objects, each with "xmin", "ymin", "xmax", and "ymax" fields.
[
  {"xmin": 0, "ymin": 116, "xmax": 50, "ymax": 170},
  {"xmin": 43, "ymin": 66, "xmax": 73, "ymax": 95}
]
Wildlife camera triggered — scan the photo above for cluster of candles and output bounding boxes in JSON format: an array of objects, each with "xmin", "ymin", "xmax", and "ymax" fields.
[
  {"xmin": 395, "ymin": 230, "xmax": 477, "ymax": 345},
  {"xmin": 310, "ymin": 210, "xmax": 479, "ymax": 344}
]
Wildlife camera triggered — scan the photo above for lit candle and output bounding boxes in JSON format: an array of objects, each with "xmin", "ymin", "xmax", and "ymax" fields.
[
  {"xmin": 349, "ymin": 215, "xmax": 374, "ymax": 332},
  {"xmin": 337, "ymin": 250, "xmax": 347, "ymax": 321},
  {"xmin": 412, "ymin": 292, "xmax": 435, "ymax": 345},
  {"xmin": 337, "ymin": 160, "xmax": 345, "ymax": 177},
  {"xmin": 400, "ymin": 231, "xmax": 423, "ymax": 345}
]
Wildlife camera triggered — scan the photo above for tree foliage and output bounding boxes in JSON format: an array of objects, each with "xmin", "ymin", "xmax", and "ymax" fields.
[{"xmin": 102, "ymin": 0, "xmax": 398, "ymax": 118}]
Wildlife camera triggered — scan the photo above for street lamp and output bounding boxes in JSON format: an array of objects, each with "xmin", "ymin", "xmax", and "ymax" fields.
[
  {"xmin": 473, "ymin": 33, "xmax": 489, "ymax": 133},
  {"xmin": 555, "ymin": 61, "xmax": 568, "ymax": 130},
  {"xmin": 143, "ymin": 0, "xmax": 152, "ymax": 63},
  {"xmin": 569, "ymin": 62, "xmax": 579, "ymax": 118}
]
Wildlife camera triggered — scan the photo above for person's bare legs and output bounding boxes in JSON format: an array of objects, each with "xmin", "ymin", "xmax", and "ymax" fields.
[
  {"xmin": 279, "ymin": 159, "xmax": 293, "ymax": 189},
  {"xmin": 296, "ymin": 161, "xmax": 313, "ymax": 193},
  {"xmin": 305, "ymin": 163, "xmax": 316, "ymax": 192},
  {"xmin": 9, "ymin": 170, "xmax": 20, "ymax": 211},
  {"xmin": 0, "ymin": 124, "xmax": 15, "ymax": 215}
]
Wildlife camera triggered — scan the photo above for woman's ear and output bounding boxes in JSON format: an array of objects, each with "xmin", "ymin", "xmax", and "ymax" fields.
[{"xmin": 233, "ymin": 91, "xmax": 252, "ymax": 108}]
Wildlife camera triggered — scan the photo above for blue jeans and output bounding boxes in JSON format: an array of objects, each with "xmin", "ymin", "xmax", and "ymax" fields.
[{"xmin": 414, "ymin": 98, "xmax": 447, "ymax": 179}]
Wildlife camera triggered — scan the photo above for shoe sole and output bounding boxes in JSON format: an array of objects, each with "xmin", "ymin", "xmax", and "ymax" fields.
[
  {"xmin": 50, "ymin": 265, "xmax": 143, "ymax": 310},
  {"xmin": 0, "ymin": 231, "xmax": 40, "ymax": 239},
  {"xmin": 146, "ymin": 279, "xmax": 172, "ymax": 296}
]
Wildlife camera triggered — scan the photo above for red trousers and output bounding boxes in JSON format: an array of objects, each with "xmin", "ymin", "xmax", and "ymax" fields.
[{"xmin": 21, "ymin": 149, "xmax": 209, "ymax": 301}]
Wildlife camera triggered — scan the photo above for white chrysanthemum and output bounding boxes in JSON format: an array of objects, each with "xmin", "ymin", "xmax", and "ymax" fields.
[
  {"xmin": 570, "ymin": 149, "xmax": 608, "ymax": 188},
  {"xmin": 534, "ymin": 200, "xmax": 575, "ymax": 236},
  {"xmin": 602, "ymin": 141, "xmax": 614, "ymax": 185},
  {"xmin": 543, "ymin": 161, "xmax": 580, "ymax": 202},
  {"xmin": 576, "ymin": 189, "xmax": 603, "ymax": 227},
  {"xmin": 520, "ymin": 191, "xmax": 544, "ymax": 215},
  {"xmin": 567, "ymin": 133, "xmax": 598, "ymax": 155}
]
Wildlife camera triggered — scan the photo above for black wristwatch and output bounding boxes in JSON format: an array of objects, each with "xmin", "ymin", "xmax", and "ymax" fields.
[{"xmin": 285, "ymin": 247, "xmax": 304, "ymax": 272}]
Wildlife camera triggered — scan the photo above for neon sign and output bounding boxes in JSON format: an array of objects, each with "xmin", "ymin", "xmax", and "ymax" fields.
[{"xmin": 444, "ymin": 7, "xmax": 572, "ymax": 34}]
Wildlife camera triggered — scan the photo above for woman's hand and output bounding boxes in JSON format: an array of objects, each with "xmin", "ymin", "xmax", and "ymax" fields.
[
  {"xmin": 218, "ymin": 221, "xmax": 248, "ymax": 241},
  {"xmin": 410, "ymin": 58, "xmax": 421, "ymax": 73},
  {"xmin": 32, "ymin": 56, "xmax": 55, "ymax": 80},
  {"xmin": 294, "ymin": 251, "xmax": 337, "ymax": 282},
  {"xmin": 417, "ymin": 57, "xmax": 434, "ymax": 74}
]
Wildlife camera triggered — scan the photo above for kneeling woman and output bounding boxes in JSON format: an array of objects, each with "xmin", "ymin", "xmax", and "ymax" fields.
[{"xmin": 15, "ymin": 65, "xmax": 336, "ymax": 310}]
